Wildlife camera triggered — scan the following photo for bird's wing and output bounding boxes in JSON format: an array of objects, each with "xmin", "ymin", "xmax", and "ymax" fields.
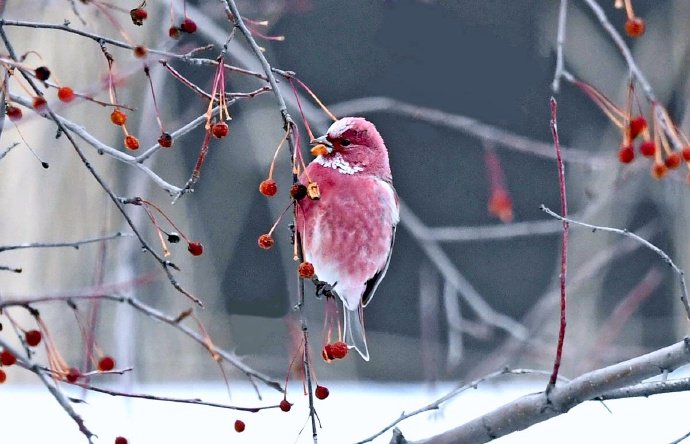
[{"xmin": 361, "ymin": 224, "xmax": 396, "ymax": 307}]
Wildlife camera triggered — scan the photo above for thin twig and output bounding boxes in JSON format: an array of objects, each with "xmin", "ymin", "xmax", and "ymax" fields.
[
  {"xmin": 598, "ymin": 377, "xmax": 690, "ymax": 401},
  {"xmin": 547, "ymin": 97, "xmax": 568, "ymax": 392},
  {"xmin": 0, "ymin": 232, "xmax": 129, "ymax": 253},
  {"xmin": 0, "ymin": 141, "xmax": 19, "ymax": 161},
  {"xmin": 422, "ymin": 219, "xmax": 563, "ymax": 242},
  {"xmin": 540, "ymin": 205, "xmax": 690, "ymax": 319},
  {"xmin": 551, "ymin": 0, "xmax": 569, "ymax": 92}
]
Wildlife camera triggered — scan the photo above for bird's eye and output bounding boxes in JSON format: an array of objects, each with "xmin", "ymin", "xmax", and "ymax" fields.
[{"xmin": 340, "ymin": 139, "xmax": 351, "ymax": 147}]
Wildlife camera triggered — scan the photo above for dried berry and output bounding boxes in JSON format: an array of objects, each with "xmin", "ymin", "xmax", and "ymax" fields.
[
  {"xmin": 187, "ymin": 241, "xmax": 203, "ymax": 256},
  {"xmin": 330, "ymin": 341, "xmax": 348, "ymax": 359},
  {"xmin": 32, "ymin": 97, "xmax": 47, "ymax": 111},
  {"xmin": 628, "ymin": 116, "xmax": 647, "ymax": 139},
  {"xmin": 234, "ymin": 419, "xmax": 245, "ymax": 433},
  {"xmin": 639, "ymin": 141, "xmax": 656, "ymax": 157},
  {"xmin": 25, "ymin": 330, "xmax": 42, "ymax": 347},
  {"xmin": 158, "ymin": 132, "xmax": 173, "ymax": 148},
  {"xmin": 34, "ymin": 66, "xmax": 51, "ymax": 81},
  {"xmin": 0, "ymin": 350, "xmax": 16, "ymax": 366},
  {"xmin": 683, "ymin": 146, "xmax": 690, "ymax": 162},
  {"xmin": 130, "ymin": 7, "xmax": 148, "ymax": 26},
  {"xmin": 115, "ymin": 437, "xmax": 128, "ymax": 444},
  {"xmin": 57, "ymin": 87, "xmax": 76, "ymax": 103},
  {"xmin": 6, "ymin": 105, "xmax": 22, "ymax": 121},
  {"xmin": 625, "ymin": 17, "xmax": 646, "ymax": 37},
  {"xmin": 180, "ymin": 18, "xmax": 197, "ymax": 34},
  {"xmin": 651, "ymin": 162, "xmax": 667, "ymax": 180},
  {"xmin": 665, "ymin": 153, "xmax": 682, "ymax": 169},
  {"xmin": 298, "ymin": 261, "xmax": 315, "ymax": 279},
  {"xmin": 110, "ymin": 110, "xmax": 127, "ymax": 126},
  {"xmin": 98, "ymin": 356, "xmax": 115, "ymax": 372},
  {"xmin": 279, "ymin": 399, "xmax": 292, "ymax": 412},
  {"xmin": 258, "ymin": 234, "xmax": 274, "ymax": 250},
  {"xmin": 168, "ymin": 26, "xmax": 181, "ymax": 39},
  {"xmin": 259, "ymin": 179, "xmax": 278, "ymax": 197},
  {"xmin": 322, "ymin": 343, "xmax": 334, "ymax": 362},
  {"xmin": 211, "ymin": 121, "xmax": 229, "ymax": 139},
  {"xmin": 66, "ymin": 367, "xmax": 81, "ymax": 383},
  {"xmin": 315, "ymin": 385, "xmax": 329, "ymax": 400},
  {"xmin": 618, "ymin": 145, "xmax": 634, "ymax": 164},
  {"xmin": 0, "ymin": 369, "xmax": 6, "ymax": 383},
  {"xmin": 290, "ymin": 183, "xmax": 308, "ymax": 201},
  {"xmin": 133, "ymin": 45, "xmax": 148, "ymax": 58},
  {"xmin": 125, "ymin": 135, "xmax": 140, "ymax": 150}
]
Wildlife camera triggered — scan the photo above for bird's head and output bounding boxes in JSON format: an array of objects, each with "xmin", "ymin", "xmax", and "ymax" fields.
[{"xmin": 311, "ymin": 117, "xmax": 391, "ymax": 180}]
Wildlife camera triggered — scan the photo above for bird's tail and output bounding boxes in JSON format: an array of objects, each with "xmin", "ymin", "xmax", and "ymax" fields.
[{"xmin": 343, "ymin": 306, "xmax": 369, "ymax": 361}]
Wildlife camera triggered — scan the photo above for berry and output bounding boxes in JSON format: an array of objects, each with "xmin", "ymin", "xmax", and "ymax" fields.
[
  {"xmin": 0, "ymin": 369, "xmax": 6, "ymax": 383},
  {"xmin": 211, "ymin": 121, "xmax": 229, "ymax": 139},
  {"xmin": 25, "ymin": 329, "xmax": 42, "ymax": 347},
  {"xmin": 115, "ymin": 437, "xmax": 128, "ymax": 444},
  {"xmin": 488, "ymin": 189, "xmax": 513, "ymax": 223},
  {"xmin": 322, "ymin": 344, "xmax": 334, "ymax": 362},
  {"xmin": 57, "ymin": 87, "xmax": 76, "ymax": 103},
  {"xmin": 98, "ymin": 356, "xmax": 115, "ymax": 372},
  {"xmin": 234, "ymin": 419, "xmax": 245, "ymax": 433},
  {"xmin": 279, "ymin": 399, "xmax": 292, "ymax": 412},
  {"xmin": 258, "ymin": 234, "xmax": 274, "ymax": 250},
  {"xmin": 628, "ymin": 116, "xmax": 647, "ymax": 139},
  {"xmin": 651, "ymin": 162, "xmax": 667, "ymax": 180},
  {"xmin": 259, "ymin": 179, "xmax": 278, "ymax": 197},
  {"xmin": 130, "ymin": 7, "xmax": 148, "ymax": 25},
  {"xmin": 34, "ymin": 66, "xmax": 51, "ymax": 81},
  {"xmin": 187, "ymin": 241, "xmax": 203, "ymax": 256},
  {"xmin": 625, "ymin": 17, "xmax": 646, "ymax": 37},
  {"xmin": 682, "ymin": 146, "xmax": 690, "ymax": 162},
  {"xmin": 125, "ymin": 135, "xmax": 140, "ymax": 150},
  {"xmin": 315, "ymin": 385, "xmax": 329, "ymax": 400},
  {"xmin": 330, "ymin": 341, "xmax": 348, "ymax": 359},
  {"xmin": 180, "ymin": 18, "xmax": 197, "ymax": 33},
  {"xmin": 639, "ymin": 141, "xmax": 656, "ymax": 157},
  {"xmin": 66, "ymin": 367, "xmax": 81, "ymax": 383},
  {"xmin": 133, "ymin": 45, "xmax": 148, "ymax": 58},
  {"xmin": 32, "ymin": 97, "xmax": 47, "ymax": 110},
  {"xmin": 167, "ymin": 232, "xmax": 181, "ymax": 243},
  {"xmin": 290, "ymin": 183, "xmax": 308, "ymax": 201},
  {"xmin": 6, "ymin": 105, "xmax": 22, "ymax": 121},
  {"xmin": 0, "ymin": 350, "xmax": 16, "ymax": 366},
  {"xmin": 158, "ymin": 132, "xmax": 173, "ymax": 148},
  {"xmin": 618, "ymin": 145, "xmax": 634, "ymax": 164},
  {"xmin": 665, "ymin": 152, "xmax": 682, "ymax": 169},
  {"xmin": 298, "ymin": 261, "xmax": 315, "ymax": 279},
  {"xmin": 168, "ymin": 26, "xmax": 181, "ymax": 39},
  {"xmin": 110, "ymin": 110, "xmax": 127, "ymax": 126}
]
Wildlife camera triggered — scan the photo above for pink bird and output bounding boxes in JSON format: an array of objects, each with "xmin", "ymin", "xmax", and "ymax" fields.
[{"xmin": 297, "ymin": 117, "xmax": 399, "ymax": 361}]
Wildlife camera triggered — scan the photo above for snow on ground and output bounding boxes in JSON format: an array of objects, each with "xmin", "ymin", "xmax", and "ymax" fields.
[{"xmin": 2, "ymin": 376, "xmax": 690, "ymax": 443}]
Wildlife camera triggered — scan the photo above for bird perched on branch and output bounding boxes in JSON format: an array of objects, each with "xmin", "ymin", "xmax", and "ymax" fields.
[{"xmin": 297, "ymin": 117, "xmax": 399, "ymax": 361}]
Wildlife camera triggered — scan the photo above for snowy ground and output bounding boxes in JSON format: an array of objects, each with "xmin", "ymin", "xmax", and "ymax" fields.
[{"xmin": 3, "ymin": 376, "xmax": 690, "ymax": 443}]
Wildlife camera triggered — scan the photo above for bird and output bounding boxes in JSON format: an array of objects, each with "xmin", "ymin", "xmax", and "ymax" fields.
[{"xmin": 297, "ymin": 117, "xmax": 399, "ymax": 361}]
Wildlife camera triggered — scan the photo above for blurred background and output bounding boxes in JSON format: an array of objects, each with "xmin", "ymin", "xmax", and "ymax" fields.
[{"xmin": 2, "ymin": 0, "xmax": 690, "ymax": 407}]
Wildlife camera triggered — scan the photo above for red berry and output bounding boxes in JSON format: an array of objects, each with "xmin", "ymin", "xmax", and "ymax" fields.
[
  {"xmin": 628, "ymin": 116, "xmax": 647, "ymax": 139},
  {"xmin": 279, "ymin": 399, "xmax": 292, "ymax": 412},
  {"xmin": 98, "ymin": 356, "xmax": 115, "ymax": 372},
  {"xmin": 57, "ymin": 87, "xmax": 76, "ymax": 103},
  {"xmin": 258, "ymin": 234, "xmax": 274, "ymax": 250},
  {"xmin": 625, "ymin": 17, "xmax": 646, "ymax": 37},
  {"xmin": 618, "ymin": 145, "xmax": 635, "ymax": 164},
  {"xmin": 187, "ymin": 241, "xmax": 203, "ymax": 256},
  {"xmin": 682, "ymin": 146, "xmax": 690, "ymax": 162},
  {"xmin": 330, "ymin": 341, "xmax": 348, "ymax": 359},
  {"xmin": 130, "ymin": 7, "xmax": 148, "ymax": 25},
  {"xmin": 25, "ymin": 330, "xmax": 42, "ymax": 347},
  {"xmin": 125, "ymin": 135, "xmax": 140, "ymax": 150},
  {"xmin": 0, "ymin": 369, "xmax": 6, "ymax": 383},
  {"xmin": 315, "ymin": 385, "xmax": 329, "ymax": 400},
  {"xmin": 6, "ymin": 105, "xmax": 22, "ymax": 121},
  {"xmin": 298, "ymin": 261, "xmax": 315, "ymax": 279},
  {"xmin": 259, "ymin": 179, "xmax": 277, "ymax": 197},
  {"xmin": 651, "ymin": 162, "xmax": 667, "ymax": 180},
  {"xmin": 234, "ymin": 419, "xmax": 245, "ymax": 433},
  {"xmin": 322, "ymin": 343, "xmax": 334, "ymax": 362},
  {"xmin": 158, "ymin": 132, "xmax": 173, "ymax": 148},
  {"xmin": 115, "ymin": 437, "xmax": 128, "ymax": 444},
  {"xmin": 66, "ymin": 367, "xmax": 81, "ymax": 383},
  {"xmin": 168, "ymin": 26, "xmax": 181, "ymax": 39},
  {"xmin": 665, "ymin": 152, "xmax": 682, "ymax": 169},
  {"xmin": 180, "ymin": 18, "xmax": 197, "ymax": 33},
  {"xmin": 488, "ymin": 189, "xmax": 513, "ymax": 223},
  {"xmin": 290, "ymin": 183, "xmax": 308, "ymax": 201},
  {"xmin": 0, "ymin": 350, "xmax": 16, "ymax": 366},
  {"xmin": 133, "ymin": 45, "xmax": 148, "ymax": 58},
  {"xmin": 34, "ymin": 66, "xmax": 51, "ymax": 81},
  {"xmin": 639, "ymin": 141, "xmax": 656, "ymax": 157},
  {"xmin": 110, "ymin": 110, "xmax": 127, "ymax": 126},
  {"xmin": 32, "ymin": 97, "xmax": 47, "ymax": 111},
  {"xmin": 211, "ymin": 121, "xmax": 229, "ymax": 139}
]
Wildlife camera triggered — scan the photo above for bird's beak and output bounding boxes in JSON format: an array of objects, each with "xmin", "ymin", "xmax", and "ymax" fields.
[{"xmin": 310, "ymin": 135, "xmax": 333, "ymax": 156}]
